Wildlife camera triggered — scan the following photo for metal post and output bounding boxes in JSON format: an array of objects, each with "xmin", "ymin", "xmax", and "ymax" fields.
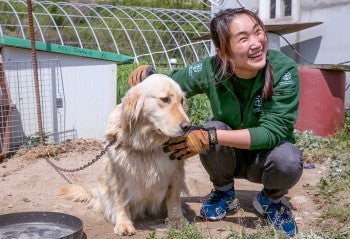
[{"xmin": 27, "ymin": 0, "xmax": 44, "ymax": 144}]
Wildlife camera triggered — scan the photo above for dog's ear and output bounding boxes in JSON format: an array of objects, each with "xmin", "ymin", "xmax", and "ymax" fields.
[{"xmin": 121, "ymin": 86, "xmax": 144, "ymax": 130}]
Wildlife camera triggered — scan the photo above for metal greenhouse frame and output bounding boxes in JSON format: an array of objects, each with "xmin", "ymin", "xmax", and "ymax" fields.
[{"xmin": 0, "ymin": 0, "xmax": 212, "ymax": 69}]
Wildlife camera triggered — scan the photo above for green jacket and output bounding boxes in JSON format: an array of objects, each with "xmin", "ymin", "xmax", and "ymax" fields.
[{"xmin": 169, "ymin": 49, "xmax": 300, "ymax": 150}]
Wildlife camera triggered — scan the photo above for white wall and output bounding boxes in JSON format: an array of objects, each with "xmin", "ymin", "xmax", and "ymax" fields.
[
  {"xmin": 292, "ymin": 1, "xmax": 350, "ymax": 110},
  {"xmin": 1, "ymin": 46, "xmax": 117, "ymax": 141}
]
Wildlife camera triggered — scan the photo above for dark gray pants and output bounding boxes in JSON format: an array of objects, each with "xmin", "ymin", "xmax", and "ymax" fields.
[{"xmin": 200, "ymin": 121, "xmax": 304, "ymax": 200}]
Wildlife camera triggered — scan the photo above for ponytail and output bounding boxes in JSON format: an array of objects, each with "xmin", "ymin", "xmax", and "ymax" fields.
[{"xmin": 262, "ymin": 61, "xmax": 274, "ymax": 101}]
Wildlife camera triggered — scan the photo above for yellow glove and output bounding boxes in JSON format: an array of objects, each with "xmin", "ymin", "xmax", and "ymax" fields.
[
  {"xmin": 128, "ymin": 65, "xmax": 157, "ymax": 87},
  {"xmin": 163, "ymin": 127, "xmax": 218, "ymax": 160}
]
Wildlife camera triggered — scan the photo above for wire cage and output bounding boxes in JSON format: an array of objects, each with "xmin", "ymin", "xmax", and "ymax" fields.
[
  {"xmin": 0, "ymin": 58, "xmax": 76, "ymax": 155},
  {"xmin": 0, "ymin": 0, "xmax": 212, "ymax": 70},
  {"xmin": 0, "ymin": 1, "xmax": 212, "ymax": 154}
]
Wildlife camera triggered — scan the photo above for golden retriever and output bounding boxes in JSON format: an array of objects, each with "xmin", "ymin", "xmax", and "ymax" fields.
[{"xmin": 59, "ymin": 74, "xmax": 191, "ymax": 236}]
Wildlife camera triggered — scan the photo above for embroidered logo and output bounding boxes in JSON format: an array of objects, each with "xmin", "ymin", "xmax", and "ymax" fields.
[
  {"xmin": 189, "ymin": 62, "xmax": 203, "ymax": 78},
  {"xmin": 280, "ymin": 71, "xmax": 293, "ymax": 86},
  {"xmin": 253, "ymin": 95, "xmax": 263, "ymax": 113}
]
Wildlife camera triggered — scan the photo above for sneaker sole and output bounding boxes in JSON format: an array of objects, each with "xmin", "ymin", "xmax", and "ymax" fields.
[{"xmin": 199, "ymin": 211, "xmax": 227, "ymax": 221}]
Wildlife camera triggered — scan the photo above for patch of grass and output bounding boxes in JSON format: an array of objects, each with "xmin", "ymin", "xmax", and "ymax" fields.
[
  {"xmin": 186, "ymin": 94, "xmax": 213, "ymax": 126},
  {"xmin": 294, "ymin": 113, "xmax": 350, "ymax": 163},
  {"xmin": 294, "ymin": 130, "xmax": 333, "ymax": 163},
  {"xmin": 146, "ymin": 221, "xmax": 206, "ymax": 239},
  {"xmin": 225, "ymin": 226, "xmax": 289, "ymax": 239},
  {"xmin": 316, "ymin": 156, "xmax": 350, "ymax": 237},
  {"xmin": 296, "ymin": 113, "xmax": 350, "ymax": 237},
  {"xmin": 166, "ymin": 222, "xmax": 206, "ymax": 239},
  {"xmin": 116, "ymin": 63, "xmax": 138, "ymax": 103}
]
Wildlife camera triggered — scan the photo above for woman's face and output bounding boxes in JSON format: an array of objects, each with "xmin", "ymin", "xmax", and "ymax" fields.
[{"xmin": 227, "ymin": 14, "xmax": 268, "ymax": 79}]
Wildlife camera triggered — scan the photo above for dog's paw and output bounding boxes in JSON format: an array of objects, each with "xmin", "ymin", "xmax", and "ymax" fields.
[
  {"xmin": 114, "ymin": 222, "xmax": 136, "ymax": 236},
  {"xmin": 166, "ymin": 216, "xmax": 188, "ymax": 229}
]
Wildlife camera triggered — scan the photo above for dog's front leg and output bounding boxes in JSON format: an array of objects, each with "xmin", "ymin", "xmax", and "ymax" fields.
[
  {"xmin": 113, "ymin": 203, "xmax": 136, "ymax": 236},
  {"xmin": 165, "ymin": 183, "xmax": 186, "ymax": 227}
]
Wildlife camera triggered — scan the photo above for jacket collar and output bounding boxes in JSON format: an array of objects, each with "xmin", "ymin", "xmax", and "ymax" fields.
[{"xmin": 218, "ymin": 69, "xmax": 264, "ymax": 97}]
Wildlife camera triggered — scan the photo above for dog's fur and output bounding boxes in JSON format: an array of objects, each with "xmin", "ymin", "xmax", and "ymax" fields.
[{"xmin": 59, "ymin": 74, "xmax": 191, "ymax": 236}]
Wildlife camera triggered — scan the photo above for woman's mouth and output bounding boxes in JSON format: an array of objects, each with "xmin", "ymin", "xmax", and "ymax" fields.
[
  {"xmin": 248, "ymin": 49, "xmax": 263, "ymax": 59},
  {"xmin": 248, "ymin": 49, "xmax": 266, "ymax": 62}
]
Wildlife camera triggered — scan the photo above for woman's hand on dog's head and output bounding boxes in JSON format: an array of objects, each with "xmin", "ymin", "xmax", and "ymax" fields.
[{"xmin": 128, "ymin": 65, "xmax": 157, "ymax": 87}]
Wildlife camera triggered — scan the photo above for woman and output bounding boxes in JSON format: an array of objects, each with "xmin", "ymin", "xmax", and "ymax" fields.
[{"xmin": 129, "ymin": 8, "xmax": 303, "ymax": 236}]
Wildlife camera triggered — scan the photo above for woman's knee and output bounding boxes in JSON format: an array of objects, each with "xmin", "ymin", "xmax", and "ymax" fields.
[
  {"xmin": 264, "ymin": 142, "xmax": 304, "ymax": 188},
  {"xmin": 273, "ymin": 142, "xmax": 303, "ymax": 172}
]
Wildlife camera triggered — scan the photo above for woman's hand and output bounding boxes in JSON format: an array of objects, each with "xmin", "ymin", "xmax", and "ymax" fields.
[
  {"xmin": 163, "ymin": 127, "xmax": 217, "ymax": 160},
  {"xmin": 128, "ymin": 65, "xmax": 156, "ymax": 87}
]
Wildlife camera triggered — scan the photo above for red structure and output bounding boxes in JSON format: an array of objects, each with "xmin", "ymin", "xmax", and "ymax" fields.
[{"xmin": 295, "ymin": 65, "xmax": 346, "ymax": 136}]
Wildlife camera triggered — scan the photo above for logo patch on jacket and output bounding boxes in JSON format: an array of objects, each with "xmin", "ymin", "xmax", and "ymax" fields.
[
  {"xmin": 280, "ymin": 71, "xmax": 293, "ymax": 86},
  {"xmin": 253, "ymin": 95, "xmax": 263, "ymax": 113},
  {"xmin": 189, "ymin": 63, "xmax": 203, "ymax": 78}
]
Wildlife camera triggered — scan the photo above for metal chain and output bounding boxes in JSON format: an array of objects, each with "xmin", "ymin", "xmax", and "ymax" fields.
[
  {"xmin": 46, "ymin": 138, "xmax": 115, "ymax": 183},
  {"xmin": 47, "ymin": 159, "xmax": 73, "ymax": 184}
]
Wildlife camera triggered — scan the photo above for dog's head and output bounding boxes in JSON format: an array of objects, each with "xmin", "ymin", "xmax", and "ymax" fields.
[{"xmin": 121, "ymin": 74, "xmax": 191, "ymax": 142}]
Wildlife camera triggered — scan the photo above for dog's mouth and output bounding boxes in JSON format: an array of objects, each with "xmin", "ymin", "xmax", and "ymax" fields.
[
  {"xmin": 155, "ymin": 127, "xmax": 187, "ymax": 138},
  {"xmin": 152, "ymin": 119, "xmax": 191, "ymax": 138}
]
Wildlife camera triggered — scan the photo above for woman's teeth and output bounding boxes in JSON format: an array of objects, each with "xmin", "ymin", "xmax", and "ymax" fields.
[{"xmin": 249, "ymin": 51, "xmax": 262, "ymax": 58}]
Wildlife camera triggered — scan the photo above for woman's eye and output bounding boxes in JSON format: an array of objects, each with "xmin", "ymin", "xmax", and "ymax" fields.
[
  {"xmin": 160, "ymin": 97, "xmax": 170, "ymax": 103},
  {"xmin": 256, "ymin": 28, "xmax": 263, "ymax": 36},
  {"xmin": 239, "ymin": 37, "xmax": 247, "ymax": 42}
]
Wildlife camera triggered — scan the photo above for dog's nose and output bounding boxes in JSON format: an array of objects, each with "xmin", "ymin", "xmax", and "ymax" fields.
[{"xmin": 180, "ymin": 121, "xmax": 192, "ymax": 132}]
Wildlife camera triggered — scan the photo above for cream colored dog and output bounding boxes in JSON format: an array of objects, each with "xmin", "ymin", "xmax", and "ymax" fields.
[{"xmin": 59, "ymin": 74, "xmax": 191, "ymax": 236}]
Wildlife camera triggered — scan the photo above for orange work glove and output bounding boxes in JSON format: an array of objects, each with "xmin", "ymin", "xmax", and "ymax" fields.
[
  {"xmin": 128, "ymin": 65, "xmax": 157, "ymax": 87},
  {"xmin": 163, "ymin": 127, "xmax": 218, "ymax": 160}
]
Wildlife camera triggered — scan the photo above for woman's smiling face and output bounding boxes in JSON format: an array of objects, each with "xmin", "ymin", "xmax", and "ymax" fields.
[{"xmin": 228, "ymin": 13, "xmax": 268, "ymax": 79}]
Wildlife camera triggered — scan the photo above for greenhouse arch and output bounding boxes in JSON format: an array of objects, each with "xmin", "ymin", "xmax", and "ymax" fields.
[{"xmin": 0, "ymin": 0, "xmax": 212, "ymax": 69}]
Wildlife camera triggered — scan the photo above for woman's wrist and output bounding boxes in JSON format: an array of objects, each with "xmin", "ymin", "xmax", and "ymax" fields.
[{"xmin": 216, "ymin": 129, "xmax": 251, "ymax": 149}]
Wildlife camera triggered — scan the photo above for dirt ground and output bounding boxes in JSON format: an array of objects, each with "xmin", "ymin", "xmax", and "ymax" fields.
[{"xmin": 0, "ymin": 139, "xmax": 328, "ymax": 238}]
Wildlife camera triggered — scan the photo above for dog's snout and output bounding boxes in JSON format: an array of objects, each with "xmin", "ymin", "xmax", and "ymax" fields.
[{"xmin": 180, "ymin": 121, "xmax": 192, "ymax": 132}]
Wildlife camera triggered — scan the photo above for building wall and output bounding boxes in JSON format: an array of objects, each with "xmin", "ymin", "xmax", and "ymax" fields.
[
  {"xmin": 212, "ymin": 0, "xmax": 350, "ymax": 110},
  {"xmin": 1, "ymin": 46, "xmax": 117, "ymax": 141}
]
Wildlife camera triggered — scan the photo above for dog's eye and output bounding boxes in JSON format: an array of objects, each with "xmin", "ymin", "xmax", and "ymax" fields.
[{"xmin": 160, "ymin": 97, "xmax": 171, "ymax": 103}]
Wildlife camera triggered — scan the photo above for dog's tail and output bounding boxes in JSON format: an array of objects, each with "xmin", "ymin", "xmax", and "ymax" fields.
[{"xmin": 59, "ymin": 184, "xmax": 95, "ymax": 203}]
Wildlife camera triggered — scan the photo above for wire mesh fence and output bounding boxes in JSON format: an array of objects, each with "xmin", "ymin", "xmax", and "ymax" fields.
[
  {"xmin": 0, "ymin": 58, "xmax": 76, "ymax": 156},
  {"xmin": 0, "ymin": 0, "xmax": 211, "ymax": 70}
]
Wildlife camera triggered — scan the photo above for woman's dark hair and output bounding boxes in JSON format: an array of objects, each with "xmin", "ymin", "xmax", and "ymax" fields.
[{"xmin": 210, "ymin": 8, "xmax": 274, "ymax": 101}]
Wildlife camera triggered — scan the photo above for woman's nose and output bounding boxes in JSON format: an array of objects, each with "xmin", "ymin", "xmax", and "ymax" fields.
[{"xmin": 250, "ymin": 35, "xmax": 261, "ymax": 48}]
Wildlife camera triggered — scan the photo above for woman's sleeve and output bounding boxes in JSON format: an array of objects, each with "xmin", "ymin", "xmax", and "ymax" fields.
[
  {"xmin": 168, "ymin": 58, "xmax": 214, "ymax": 97},
  {"xmin": 249, "ymin": 63, "xmax": 300, "ymax": 150}
]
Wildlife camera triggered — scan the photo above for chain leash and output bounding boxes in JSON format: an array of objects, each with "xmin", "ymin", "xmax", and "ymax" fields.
[
  {"xmin": 46, "ymin": 137, "xmax": 116, "ymax": 183},
  {"xmin": 48, "ymin": 126, "xmax": 203, "ymax": 183}
]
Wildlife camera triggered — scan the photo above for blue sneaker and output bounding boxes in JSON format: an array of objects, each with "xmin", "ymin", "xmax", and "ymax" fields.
[
  {"xmin": 199, "ymin": 188, "xmax": 236, "ymax": 220},
  {"xmin": 253, "ymin": 191, "xmax": 298, "ymax": 236}
]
